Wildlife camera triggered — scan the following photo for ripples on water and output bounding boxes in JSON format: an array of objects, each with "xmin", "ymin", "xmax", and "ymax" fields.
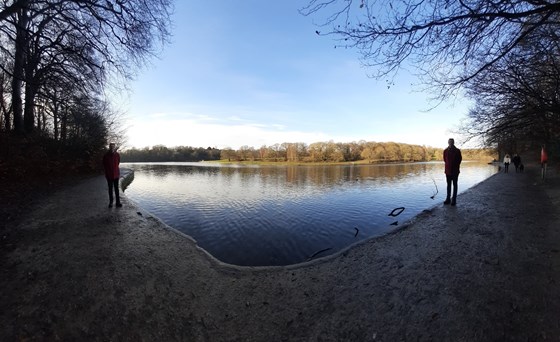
[{"xmin": 122, "ymin": 162, "xmax": 498, "ymax": 266}]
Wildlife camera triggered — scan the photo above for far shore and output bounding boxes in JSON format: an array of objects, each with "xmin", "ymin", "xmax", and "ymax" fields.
[{"xmin": 122, "ymin": 158, "xmax": 495, "ymax": 167}]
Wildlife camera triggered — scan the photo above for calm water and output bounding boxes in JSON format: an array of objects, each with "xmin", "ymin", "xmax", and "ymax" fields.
[{"xmin": 122, "ymin": 161, "xmax": 498, "ymax": 266}]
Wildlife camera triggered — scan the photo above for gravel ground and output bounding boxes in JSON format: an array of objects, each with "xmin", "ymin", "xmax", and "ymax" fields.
[{"xmin": 1, "ymin": 164, "xmax": 560, "ymax": 341}]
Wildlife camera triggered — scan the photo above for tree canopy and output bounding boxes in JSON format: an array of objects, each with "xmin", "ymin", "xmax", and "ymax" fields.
[
  {"xmin": 0, "ymin": 0, "xmax": 173, "ymax": 174},
  {"xmin": 303, "ymin": 0, "xmax": 560, "ymax": 158}
]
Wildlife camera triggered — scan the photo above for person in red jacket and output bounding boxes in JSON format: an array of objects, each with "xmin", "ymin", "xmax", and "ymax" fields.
[
  {"xmin": 443, "ymin": 138, "xmax": 462, "ymax": 206},
  {"xmin": 103, "ymin": 142, "xmax": 122, "ymax": 208}
]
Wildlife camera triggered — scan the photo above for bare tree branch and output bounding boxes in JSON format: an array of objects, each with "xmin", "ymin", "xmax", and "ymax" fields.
[{"xmin": 302, "ymin": 0, "xmax": 560, "ymax": 98}]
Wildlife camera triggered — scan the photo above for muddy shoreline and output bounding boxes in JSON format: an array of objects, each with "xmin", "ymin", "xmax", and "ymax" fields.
[{"xmin": 1, "ymin": 165, "xmax": 560, "ymax": 341}]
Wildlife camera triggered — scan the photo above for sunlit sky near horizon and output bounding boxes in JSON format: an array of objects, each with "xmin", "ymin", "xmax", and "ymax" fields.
[{"xmin": 118, "ymin": 1, "xmax": 473, "ymax": 151}]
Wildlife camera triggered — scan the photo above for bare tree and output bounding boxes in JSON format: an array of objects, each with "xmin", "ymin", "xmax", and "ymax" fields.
[
  {"xmin": 1, "ymin": 0, "xmax": 173, "ymax": 134},
  {"xmin": 8, "ymin": 7, "xmax": 27, "ymax": 132},
  {"xmin": 460, "ymin": 25, "xmax": 560, "ymax": 149},
  {"xmin": 301, "ymin": 0, "xmax": 560, "ymax": 96},
  {"xmin": 0, "ymin": 0, "xmax": 29, "ymax": 22}
]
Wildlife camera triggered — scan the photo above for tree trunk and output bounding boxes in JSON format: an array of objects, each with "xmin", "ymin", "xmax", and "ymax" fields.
[
  {"xmin": 53, "ymin": 101, "xmax": 59, "ymax": 140},
  {"xmin": 23, "ymin": 81, "xmax": 37, "ymax": 133},
  {"xmin": 0, "ymin": 74, "xmax": 9, "ymax": 130},
  {"xmin": 24, "ymin": 78, "xmax": 37, "ymax": 133},
  {"xmin": 61, "ymin": 109, "xmax": 67, "ymax": 142},
  {"xmin": 41, "ymin": 109, "xmax": 47, "ymax": 132},
  {"xmin": 1, "ymin": 99, "xmax": 9, "ymax": 131},
  {"xmin": 11, "ymin": 9, "xmax": 28, "ymax": 134}
]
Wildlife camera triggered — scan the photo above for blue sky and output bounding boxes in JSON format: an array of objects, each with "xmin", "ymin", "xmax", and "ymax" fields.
[{"xmin": 119, "ymin": 1, "xmax": 471, "ymax": 150}]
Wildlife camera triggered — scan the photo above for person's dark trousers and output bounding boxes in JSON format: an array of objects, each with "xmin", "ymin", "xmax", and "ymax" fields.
[
  {"xmin": 107, "ymin": 178, "xmax": 121, "ymax": 207},
  {"xmin": 445, "ymin": 174, "xmax": 459, "ymax": 205}
]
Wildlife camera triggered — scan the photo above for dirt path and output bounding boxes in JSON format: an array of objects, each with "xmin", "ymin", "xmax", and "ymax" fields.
[{"xmin": 1, "ymin": 165, "xmax": 560, "ymax": 341}]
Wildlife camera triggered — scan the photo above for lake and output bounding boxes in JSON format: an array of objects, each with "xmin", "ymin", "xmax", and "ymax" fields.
[{"xmin": 122, "ymin": 161, "xmax": 498, "ymax": 266}]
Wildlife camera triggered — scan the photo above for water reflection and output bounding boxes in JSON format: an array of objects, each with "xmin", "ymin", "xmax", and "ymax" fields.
[{"xmin": 123, "ymin": 161, "xmax": 498, "ymax": 266}]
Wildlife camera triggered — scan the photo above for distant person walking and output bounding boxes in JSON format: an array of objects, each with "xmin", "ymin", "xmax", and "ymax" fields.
[
  {"xmin": 512, "ymin": 154, "xmax": 522, "ymax": 172},
  {"xmin": 541, "ymin": 145, "xmax": 548, "ymax": 180},
  {"xmin": 103, "ymin": 142, "xmax": 122, "ymax": 208},
  {"xmin": 443, "ymin": 138, "xmax": 462, "ymax": 206},
  {"xmin": 503, "ymin": 154, "xmax": 511, "ymax": 173}
]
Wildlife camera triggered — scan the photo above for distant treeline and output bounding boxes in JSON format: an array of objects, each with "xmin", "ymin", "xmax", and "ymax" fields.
[
  {"xmin": 121, "ymin": 145, "xmax": 221, "ymax": 162},
  {"xmin": 121, "ymin": 142, "xmax": 496, "ymax": 163}
]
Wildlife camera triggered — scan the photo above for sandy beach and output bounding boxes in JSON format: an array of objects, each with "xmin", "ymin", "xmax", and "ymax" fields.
[{"xmin": 1, "ymin": 164, "xmax": 560, "ymax": 341}]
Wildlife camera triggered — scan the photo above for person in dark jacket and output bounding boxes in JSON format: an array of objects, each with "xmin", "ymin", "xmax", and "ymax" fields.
[
  {"xmin": 512, "ymin": 154, "xmax": 522, "ymax": 172},
  {"xmin": 103, "ymin": 142, "xmax": 122, "ymax": 208},
  {"xmin": 443, "ymin": 138, "xmax": 462, "ymax": 206}
]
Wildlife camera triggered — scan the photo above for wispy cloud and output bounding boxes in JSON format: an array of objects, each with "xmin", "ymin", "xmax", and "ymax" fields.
[
  {"xmin": 148, "ymin": 112, "xmax": 168, "ymax": 118},
  {"xmin": 126, "ymin": 115, "xmax": 328, "ymax": 149}
]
